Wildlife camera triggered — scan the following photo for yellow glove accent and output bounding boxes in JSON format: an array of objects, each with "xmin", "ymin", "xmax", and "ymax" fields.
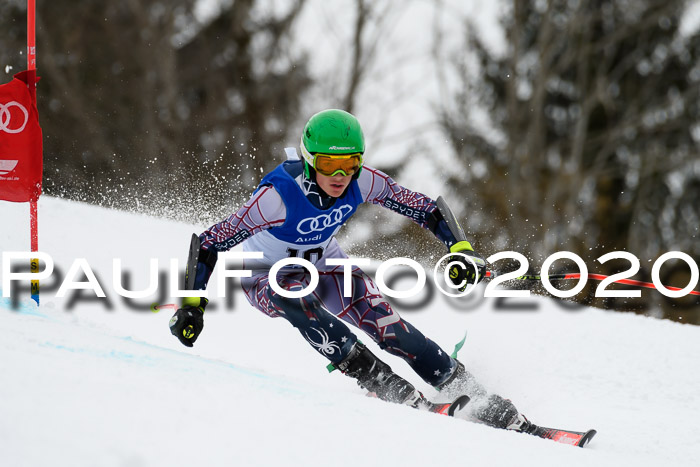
[
  {"xmin": 183, "ymin": 325, "xmax": 195, "ymax": 339},
  {"xmin": 181, "ymin": 296, "xmax": 208, "ymax": 312},
  {"xmin": 449, "ymin": 241, "xmax": 474, "ymax": 253}
]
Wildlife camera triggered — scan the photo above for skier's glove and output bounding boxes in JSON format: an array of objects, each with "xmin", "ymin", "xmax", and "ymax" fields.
[
  {"xmin": 169, "ymin": 297, "xmax": 208, "ymax": 347},
  {"xmin": 447, "ymin": 241, "xmax": 487, "ymax": 291}
]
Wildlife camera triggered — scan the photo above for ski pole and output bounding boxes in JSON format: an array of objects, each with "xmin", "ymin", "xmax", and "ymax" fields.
[
  {"xmin": 151, "ymin": 303, "xmax": 178, "ymax": 313},
  {"xmin": 484, "ymin": 271, "xmax": 700, "ymax": 296}
]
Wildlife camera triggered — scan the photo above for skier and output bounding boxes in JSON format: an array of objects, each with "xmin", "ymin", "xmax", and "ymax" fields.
[{"xmin": 169, "ymin": 109, "xmax": 530, "ymax": 432}]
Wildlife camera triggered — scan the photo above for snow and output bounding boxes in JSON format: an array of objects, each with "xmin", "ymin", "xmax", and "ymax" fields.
[{"xmin": 2, "ymin": 196, "xmax": 700, "ymax": 466}]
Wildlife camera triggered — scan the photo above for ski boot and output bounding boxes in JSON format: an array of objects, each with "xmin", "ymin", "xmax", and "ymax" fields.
[
  {"xmin": 438, "ymin": 361, "xmax": 524, "ymax": 430},
  {"xmin": 335, "ymin": 342, "xmax": 425, "ymax": 407},
  {"xmin": 441, "ymin": 363, "xmax": 597, "ymax": 446},
  {"xmin": 450, "ymin": 398, "xmax": 598, "ymax": 447}
]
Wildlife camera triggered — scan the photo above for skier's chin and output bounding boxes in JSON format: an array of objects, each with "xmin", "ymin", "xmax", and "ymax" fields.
[{"xmin": 317, "ymin": 174, "xmax": 351, "ymax": 197}]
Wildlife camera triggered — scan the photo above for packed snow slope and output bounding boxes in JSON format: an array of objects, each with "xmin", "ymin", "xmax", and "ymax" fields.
[{"xmin": 2, "ymin": 197, "xmax": 699, "ymax": 467}]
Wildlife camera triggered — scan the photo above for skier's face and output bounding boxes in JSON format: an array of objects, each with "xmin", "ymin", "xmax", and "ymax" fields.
[{"xmin": 316, "ymin": 172, "xmax": 352, "ymax": 198}]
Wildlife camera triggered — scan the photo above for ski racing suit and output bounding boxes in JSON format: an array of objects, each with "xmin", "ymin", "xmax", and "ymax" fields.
[{"xmin": 192, "ymin": 149, "xmax": 467, "ymax": 387}]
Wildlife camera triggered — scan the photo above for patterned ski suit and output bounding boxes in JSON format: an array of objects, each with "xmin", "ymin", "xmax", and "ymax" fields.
[{"xmin": 193, "ymin": 150, "xmax": 461, "ymax": 386}]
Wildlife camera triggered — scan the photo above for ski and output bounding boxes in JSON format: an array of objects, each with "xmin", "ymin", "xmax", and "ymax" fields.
[
  {"xmin": 526, "ymin": 425, "xmax": 597, "ymax": 447},
  {"xmin": 365, "ymin": 390, "xmax": 454, "ymax": 416},
  {"xmin": 421, "ymin": 398, "xmax": 454, "ymax": 416},
  {"xmin": 444, "ymin": 395, "xmax": 596, "ymax": 447},
  {"xmin": 372, "ymin": 391, "xmax": 597, "ymax": 447}
]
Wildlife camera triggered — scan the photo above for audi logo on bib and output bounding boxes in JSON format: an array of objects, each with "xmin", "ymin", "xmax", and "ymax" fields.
[
  {"xmin": 0, "ymin": 101, "xmax": 29, "ymax": 134},
  {"xmin": 297, "ymin": 205, "xmax": 353, "ymax": 234}
]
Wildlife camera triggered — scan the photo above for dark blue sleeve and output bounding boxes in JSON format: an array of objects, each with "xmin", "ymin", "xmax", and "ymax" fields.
[
  {"xmin": 193, "ymin": 240, "xmax": 218, "ymax": 290},
  {"xmin": 432, "ymin": 217, "xmax": 459, "ymax": 248}
]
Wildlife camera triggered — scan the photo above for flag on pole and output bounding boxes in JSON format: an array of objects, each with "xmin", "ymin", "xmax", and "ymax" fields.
[
  {"xmin": 1, "ymin": 0, "xmax": 43, "ymax": 305},
  {"xmin": 0, "ymin": 70, "xmax": 43, "ymax": 203}
]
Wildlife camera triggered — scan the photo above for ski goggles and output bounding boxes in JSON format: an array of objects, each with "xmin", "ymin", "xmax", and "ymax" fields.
[{"xmin": 312, "ymin": 153, "xmax": 363, "ymax": 176}]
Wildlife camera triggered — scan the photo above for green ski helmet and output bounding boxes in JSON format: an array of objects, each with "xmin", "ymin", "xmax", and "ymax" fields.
[{"xmin": 300, "ymin": 109, "xmax": 365, "ymax": 178}]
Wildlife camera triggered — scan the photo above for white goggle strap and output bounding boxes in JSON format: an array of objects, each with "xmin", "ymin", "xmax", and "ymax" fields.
[{"xmin": 299, "ymin": 138, "xmax": 316, "ymax": 167}]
